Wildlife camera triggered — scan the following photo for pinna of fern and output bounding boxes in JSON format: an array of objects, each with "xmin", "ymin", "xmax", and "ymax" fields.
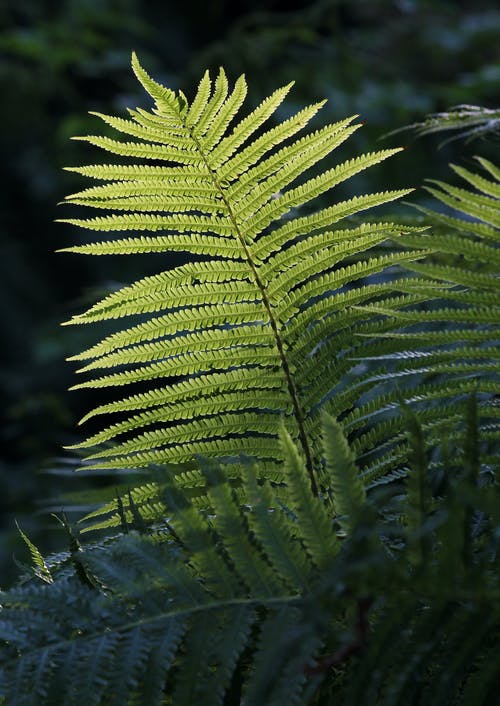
[
  {"xmin": 1, "ymin": 403, "xmax": 499, "ymax": 706},
  {"xmin": 59, "ymin": 52, "xmax": 434, "ymax": 492}
]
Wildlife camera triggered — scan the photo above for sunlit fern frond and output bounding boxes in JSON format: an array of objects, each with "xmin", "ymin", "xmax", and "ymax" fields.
[{"xmin": 60, "ymin": 53, "xmax": 428, "ymax": 491}]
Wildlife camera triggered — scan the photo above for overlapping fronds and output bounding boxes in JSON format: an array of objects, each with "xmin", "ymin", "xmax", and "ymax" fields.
[
  {"xmin": 0, "ymin": 426, "xmax": 340, "ymax": 706},
  {"xmin": 60, "ymin": 53, "xmax": 428, "ymax": 488},
  {"xmin": 340, "ymin": 397, "xmax": 500, "ymax": 706},
  {"xmin": 2, "ymin": 401, "xmax": 498, "ymax": 706}
]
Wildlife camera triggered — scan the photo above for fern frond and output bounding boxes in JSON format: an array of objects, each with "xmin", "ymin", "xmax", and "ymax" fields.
[
  {"xmin": 448, "ymin": 162, "xmax": 500, "ymax": 198},
  {"xmin": 243, "ymin": 467, "xmax": 312, "ymax": 590},
  {"xmin": 475, "ymin": 156, "xmax": 500, "ymax": 180},
  {"xmin": 59, "ymin": 234, "xmax": 243, "ymax": 258},
  {"xmin": 424, "ymin": 184, "xmax": 500, "ymax": 228},
  {"xmin": 203, "ymin": 461, "xmax": 286, "ymax": 596},
  {"xmin": 355, "ymin": 159, "xmax": 499, "ymax": 460},
  {"xmin": 278, "ymin": 426, "xmax": 339, "ymax": 568},
  {"xmin": 14, "ymin": 522, "xmax": 53, "ymax": 584},
  {"xmin": 253, "ymin": 188, "xmax": 414, "ymax": 261},
  {"xmin": 62, "ymin": 54, "xmax": 425, "ymax": 483},
  {"xmin": 216, "ymin": 100, "xmax": 329, "ymax": 180},
  {"xmin": 243, "ymin": 607, "xmax": 322, "ymax": 706}
]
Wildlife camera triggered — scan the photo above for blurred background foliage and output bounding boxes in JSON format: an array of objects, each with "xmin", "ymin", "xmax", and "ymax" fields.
[{"xmin": 1, "ymin": 0, "xmax": 499, "ymax": 585}]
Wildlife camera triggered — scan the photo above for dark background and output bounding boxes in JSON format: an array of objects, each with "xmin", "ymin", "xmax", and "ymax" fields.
[{"xmin": 1, "ymin": 0, "xmax": 499, "ymax": 585}]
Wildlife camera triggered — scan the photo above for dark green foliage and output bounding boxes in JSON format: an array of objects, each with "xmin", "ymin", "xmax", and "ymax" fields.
[
  {"xmin": 0, "ymin": 425, "xmax": 334, "ymax": 706},
  {"xmin": 339, "ymin": 398, "xmax": 500, "ymax": 706},
  {"xmin": 1, "ymin": 402, "xmax": 498, "ymax": 705}
]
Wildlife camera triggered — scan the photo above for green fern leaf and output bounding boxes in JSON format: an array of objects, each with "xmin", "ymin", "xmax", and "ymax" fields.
[
  {"xmin": 15, "ymin": 522, "xmax": 53, "ymax": 584},
  {"xmin": 61, "ymin": 53, "xmax": 424, "ymax": 489}
]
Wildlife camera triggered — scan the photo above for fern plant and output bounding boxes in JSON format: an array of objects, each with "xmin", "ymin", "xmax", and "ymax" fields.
[
  {"xmin": 1, "ymin": 53, "xmax": 499, "ymax": 706},
  {"xmin": 2, "ymin": 402, "xmax": 498, "ymax": 706},
  {"xmin": 59, "ymin": 52, "xmax": 435, "ymax": 493}
]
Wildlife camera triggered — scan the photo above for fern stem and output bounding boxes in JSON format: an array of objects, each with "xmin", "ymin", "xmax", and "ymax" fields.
[
  {"xmin": 188, "ymin": 129, "xmax": 318, "ymax": 495},
  {"xmin": 12, "ymin": 593, "xmax": 303, "ymax": 664}
]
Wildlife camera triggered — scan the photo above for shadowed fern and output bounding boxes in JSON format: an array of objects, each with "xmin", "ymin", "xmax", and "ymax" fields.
[
  {"xmin": 1, "ymin": 403, "xmax": 498, "ymax": 706},
  {"xmin": 343, "ymin": 156, "xmax": 499, "ymax": 484},
  {"xmin": 339, "ymin": 396, "xmax": 500, "ymax": 706},
  {"xmin": 0, "ymin": 421, "xmax": 342, "ymax": 706}
]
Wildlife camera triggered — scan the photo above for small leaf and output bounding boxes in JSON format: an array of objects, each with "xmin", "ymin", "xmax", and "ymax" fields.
[{"xmin": 15, "ymin": 521, "xmax": 53, "ymax": 584}]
